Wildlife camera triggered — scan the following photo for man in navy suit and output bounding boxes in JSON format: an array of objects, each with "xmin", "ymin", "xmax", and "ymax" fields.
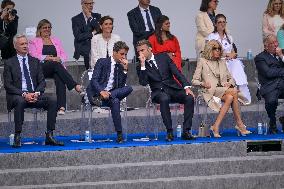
[
  {"xmin": 72, "ymin": 0, "xmax": 101, "ymax": 70},
  {"xmin": 3, "ymin": 34, "xmax": 64, "ymax": 148},
  {"xmin": 255, "ymin": 34, "xmax": 284, "ymax": 134},
  {"xmin": 136, "ymin": 39, "xmax": 195, "ymax": 141},
  {"xmin": 127, "ymin": 0, "xmax": 162, "ymax": 59},
  {"xmin": 86, "ymin": 41, "xmax": 133, "ymax": 143}
]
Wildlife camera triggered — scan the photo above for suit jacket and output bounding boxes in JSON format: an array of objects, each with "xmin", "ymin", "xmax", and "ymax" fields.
[
  {"xmin": 127, "ymin": 5, "xmax": 162, "ymax": 47},
  {"xmin": 71, "ymin": 12, "xmax": 101, "ymax": 59},
  {"xmin": 29, "ymin": 36, "xmax": 67, "ymax": 62},
  {"xmin": 195, "ymin": 11, "xmax": 214, "ymax": 57},
  {"xmin": 254, "ymin": 51, "xmax": 284, "ymax": 96},
  {"xmin": 3, "ymin": 55, "xmax": 46, "ymax": 110},
  {"xmin": 86, "ymin": 57, "xmax": 127, "ymax": 98},
  {"xmin": 192, "ymin": 58, "xmax": 247, "ymax": 112},
  {"xmin": 137, "ymin": 53, "xmax": 189, "ymax": 100}
]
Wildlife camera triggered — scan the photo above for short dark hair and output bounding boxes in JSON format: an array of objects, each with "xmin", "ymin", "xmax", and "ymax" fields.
[
  {"xmin": 113, "ymin": 41, "xmax": 129, "ymax": 52},
  {"xmin": 136, "ymin": 39, "xmax": 152, "ymax": 48},
  {"xmin": 199, "ymin": 0, "xmax": 212, "ymax": 12},
  {"xmin": 1, "ymin": 0, "xmax": 15, "ymax": 9}
]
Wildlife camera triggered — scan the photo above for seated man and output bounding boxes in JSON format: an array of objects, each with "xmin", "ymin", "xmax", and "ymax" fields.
[
  {"xmin": 3, "ymin": 34, "xmax": 64, "ymax": 148},
  {"xmin": 86, "ymin": 41, "xmax": 133, "ymax": 143},
  {"xmin": 255, "ymin": 34, "xmax": 284, "ymax": 134},
  {"xmin": 136, "ymin": 39, "xmax": 195, "ymax": 141}
]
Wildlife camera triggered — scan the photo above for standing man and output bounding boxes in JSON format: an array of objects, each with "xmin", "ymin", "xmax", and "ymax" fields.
[
  {"xmin": 136, "ymin": 39, "xmax": 195, "ymax": 141},
  {"xmin": 72, "ymin": 0, "xmax": 101, "ymax": 70},
  {"xmin": 86, "ymin": 41, "xmax": 133, "ymax": 143},
  {"xmin": 255, "ymin": 34, "xmax": 284, "ymax": 134},
  {"xmin": 3, "ymin": 34, "xmax": 64, "ymax": 148},
  {"xmin": 127, "ymin": 0, "xmax": 162, "ymax": 60}
]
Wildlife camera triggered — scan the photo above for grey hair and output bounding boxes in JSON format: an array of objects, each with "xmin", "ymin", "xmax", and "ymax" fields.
[
  {"xmin": 263, "ymin": 34, "xmax": 276, "ymax": 45},
  {"xmin": 13, "ymin": 34, "xmax": 27, "ymax": 46}
]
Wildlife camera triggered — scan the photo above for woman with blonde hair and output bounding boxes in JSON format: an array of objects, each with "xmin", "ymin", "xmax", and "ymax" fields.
[
  {"xmin": 263, "ymin": 0, "xmax": 284, "ymax": 38},
  {"xmin": 29, "ymin": 19, "xmax": 82, "ymax": 115},
  {"xmin": 192, "ymin": 40, "xmax": 251, "ymax": 137}
]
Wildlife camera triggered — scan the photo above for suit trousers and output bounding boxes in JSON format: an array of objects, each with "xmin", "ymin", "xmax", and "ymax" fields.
[
  {"xmin": 263, "ymin": 88, "xmax": 284, "ymax": 126},
  {"xmin": 152, "ymin": 88, "xmax": 194, "ymax": 132},
  {"xmin": 84, "ymin": 56, "xmax": 90, "ymax": 70},
  {"xmin": 10, "ymin": 95, "xmax": 57, "ymax": 133},
  {"xmin": 42, "ymin": 61, "xmax": 77, "ymax": 109},
  {"xmin": 102, "ymin": 86, "xmax": 133, "ymax": 132}
]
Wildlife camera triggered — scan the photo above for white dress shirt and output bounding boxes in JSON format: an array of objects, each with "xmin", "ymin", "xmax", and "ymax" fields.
[
  {"xmin": 139, "ymin": 6, "xmax": 155, "ymax": 31},
  {"xmin": 104, "ymin": 56, "xmax": 117, "ymax": 91}
]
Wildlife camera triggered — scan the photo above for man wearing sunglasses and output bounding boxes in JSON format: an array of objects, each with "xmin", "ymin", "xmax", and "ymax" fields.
[{"xmin": 72, "ymin": 0, "xmax": 101, "ymax": 70}]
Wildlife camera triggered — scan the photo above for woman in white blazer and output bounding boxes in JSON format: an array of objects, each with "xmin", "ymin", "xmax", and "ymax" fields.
[
  {"xmin": 90, "ymin": 16, "xmax": 120, "ymax": 68},
  {"xmin": 195, "ymin": 0, "xmax": 219, "ymax": 58}
]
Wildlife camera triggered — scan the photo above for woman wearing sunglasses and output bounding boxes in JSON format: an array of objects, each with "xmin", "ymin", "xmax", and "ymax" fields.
[
  {"xmin": 192, "ymin": 40, "xmax": 251, "ymax": 138},
  {"xmin": 206, "ymin": 14, "xmax": 251, "ymax": 104},
  {"xmin": 29, "ymin": 19, "xmax": 82, "ymax": 115}
]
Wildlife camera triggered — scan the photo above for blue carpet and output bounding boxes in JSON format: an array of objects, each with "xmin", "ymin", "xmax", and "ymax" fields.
[{"xmin": 0, "ymin": 128, "xmax": 283, "ymax": 154}]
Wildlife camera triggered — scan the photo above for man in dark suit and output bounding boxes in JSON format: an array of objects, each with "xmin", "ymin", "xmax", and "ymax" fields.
[
  {"xmin": 255, "ymin": 34, "xmax": 284, "ymax": 134},
  {"xmin": 72, "ymin": 0, "xmax": 101, "ymax": 69},
  {"xmin": 3, "ymin": 34, "xmax": 64, "ymax": 148},
  {"xmin": 127, "ymin": 0, "xmax": 162, "ymax": 59},
  {"xmin": 86, "ymin": 41, "xmax": 133, "ymax": 143},
  {"xmin": 136, "ymin": 39, "xmax": 195, "ymax": 141}
]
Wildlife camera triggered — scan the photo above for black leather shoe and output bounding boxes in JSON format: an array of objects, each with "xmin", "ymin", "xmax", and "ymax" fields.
[
  {"xmin": 116, "ymin": 133, "xmax": 124, "ymax": 144},
  {"xmin": 12, "ymin": 133, "xmax": 21, "ymax": 148},
  {"xmin": 166, "ymin": 132, "xmax": 174, "ymax": 142},
  {"xmin": 45, "ymin": 132, "xmax": 64, "ymax": 146},
  {"xmin": 182, "ymin": 131, "xmax": 195, "ymax": 140},
  {"xmin": 268, "ymin": 125, "xmax": 279, "ymax": 134}
]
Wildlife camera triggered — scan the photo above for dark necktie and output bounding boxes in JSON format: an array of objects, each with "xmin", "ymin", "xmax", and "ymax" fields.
[
  {"xmin": 22, "ymin": 58, "xmax": 33, "ymax": 92},
  {"xmin": 113, "ymin": 63, "xmax": 119, "ymax": 89},
  {"xmin": 144, "ymin": 9, "xmax": 154, "ymax": 31},
  {"xmin": 149, "ymin": 60, "xmax": 158, "ymax": 70},
  {"xmin": 106, "ymin": 42, "xmax": 109, "ymax": 58}
]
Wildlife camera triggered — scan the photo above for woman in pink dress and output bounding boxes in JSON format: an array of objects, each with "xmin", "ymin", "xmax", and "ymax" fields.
[{"xmin": 148, "ymin": 15, "xmax": 182, "ymax": 71}]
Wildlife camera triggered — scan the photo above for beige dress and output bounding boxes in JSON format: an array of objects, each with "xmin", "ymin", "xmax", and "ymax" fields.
[{"xmin": 192, "ymin": 58, "xmax": 248, "ymax": 112}]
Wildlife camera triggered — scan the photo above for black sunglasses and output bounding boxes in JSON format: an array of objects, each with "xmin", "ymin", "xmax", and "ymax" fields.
[{"xmin": 212, "ymin": 47, "xmax": 222, "ymax": 51}]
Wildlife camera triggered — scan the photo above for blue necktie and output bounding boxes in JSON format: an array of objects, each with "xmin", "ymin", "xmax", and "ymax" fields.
[
  {"xmin": 22, "ymin": 58, "xmax": 33, "ymax": 92},
  {"xmin": 144, "ymin": 9, "xmax": 154, "ymax": 31}
]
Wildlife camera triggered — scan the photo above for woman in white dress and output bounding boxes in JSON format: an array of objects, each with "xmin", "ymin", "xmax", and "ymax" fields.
[
  {"xmin": 207, "ymin": 14, "xmax": 251, "ymax": 104},
  {"xmin": 262, "ymin": 0, "xmax": 284, "ymax": 38},
  {"xmin": 90, "ymin": 15, "xmax": 120, "ymax": 68}
]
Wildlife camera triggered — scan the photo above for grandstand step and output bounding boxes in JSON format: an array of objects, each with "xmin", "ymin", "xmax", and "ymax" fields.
[
  {"xmin": 8, "ymin": 171, "xmax": 282, "ymax": 189},
  {"xmin": 0, "ymin": 142, "xmax": 246, "ymax": 169},
  {"xmin": 0, "ymin": 155, "xmax": 283, "ymax": 187}
]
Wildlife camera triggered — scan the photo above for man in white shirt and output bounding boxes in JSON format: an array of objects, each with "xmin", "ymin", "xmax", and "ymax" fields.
[
  {"xmin": 127, "ymin": 0, "xmax": 162, "ymax": 59},
  {"xmin": 3, "ymin": 34, "xmax": 64, "ymax": 147},
  {"xmin": 86, "ymin": 41, "xmax": 133, "ymax": 143}
]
